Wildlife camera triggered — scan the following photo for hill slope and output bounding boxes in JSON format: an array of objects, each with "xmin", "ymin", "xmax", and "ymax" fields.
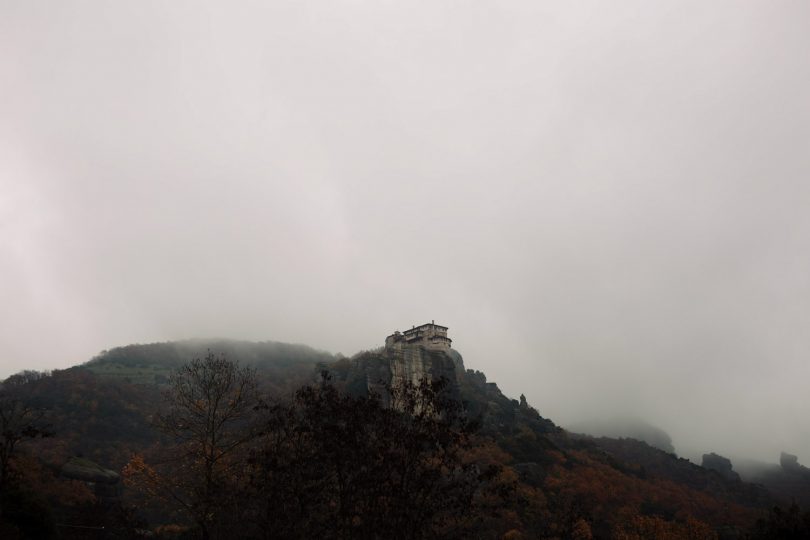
[
  {"xmin": 3, "ymin": 339, "xmax": 798, "ymax": 538},
  {"xmin": 84, "ymin": 338, "xmax": 336, "ymax": 392}
]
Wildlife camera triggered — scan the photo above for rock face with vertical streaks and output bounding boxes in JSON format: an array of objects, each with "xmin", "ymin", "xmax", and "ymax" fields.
[
  {"xmin": 389, "ymin": 344, "xmax": 461, "ymax": 389},
  {"xmin": 325, "ymin": 344, "xmax": 464, "ymax": 407}
]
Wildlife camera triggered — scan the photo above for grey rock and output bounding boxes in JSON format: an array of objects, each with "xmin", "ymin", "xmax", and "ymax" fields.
[
  {"xmin": 61, "ymin": 456, "xmax": 120, "ymax": 484},
  {"xmin": 780, "ymin": 451, "xmax": 801, "ymax": 472},
  {"xmin": 702, "ymin": 452, "xmax": 740, "ymax": 482},
  {"xmin": 328, "ymin": 345, "xmax": 462, "ymax": 407}
]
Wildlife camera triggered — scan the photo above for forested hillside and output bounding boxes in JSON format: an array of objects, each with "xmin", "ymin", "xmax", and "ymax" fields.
[
  {"xmin": 1, "ymin": 341, "xmax": 808, "ymax": 539},
  {"xmin": 85, "ymin": 339, "xmax": 335, "ymax": 391}
]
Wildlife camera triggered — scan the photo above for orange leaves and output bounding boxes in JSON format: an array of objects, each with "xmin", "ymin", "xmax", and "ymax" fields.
[
  {"xmin": 13, "ymin": 454, "xmax": 95, "ymax": 507},
  {"xmin": 571, "ymin": 518, "xmax": 594, "ymax": 540},
  {"xmin": 122, "ymin": 453, "xmax": 151, "ymax": 481},
  {"xmin": 613, "ymin": 515, "xmax": 718, "ymax": 540},
  {"xmin": 122, "ymin": 454, "xmax": 164, "ymax": 501},
  {"xmin": 502, "ymin": 529, "xmax": 525, "ymax": 540},
  {"xmin": 541, "ymin": 449, "xmax": 755, "ymax": 536}
]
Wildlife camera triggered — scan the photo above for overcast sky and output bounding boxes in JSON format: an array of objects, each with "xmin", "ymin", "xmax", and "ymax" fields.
[{"xmin": 2, "ymin": 1, "xmax": 809, "ymax": 463}]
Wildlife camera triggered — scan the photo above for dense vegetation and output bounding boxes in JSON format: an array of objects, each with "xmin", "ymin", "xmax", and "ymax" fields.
[{"xmin": 0, "ymin": 340, "xmax": 808, "ymax": 539}]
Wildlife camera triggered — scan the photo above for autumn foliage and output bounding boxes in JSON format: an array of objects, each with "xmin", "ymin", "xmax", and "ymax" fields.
[{"xmin": 0, "ymin": 350, "xmax": 796, "ymax": 539}]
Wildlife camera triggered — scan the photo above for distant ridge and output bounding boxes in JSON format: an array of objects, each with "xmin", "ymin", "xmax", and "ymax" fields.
[
  {"xmin": 566, "ymin": 416, "xmax": 676, "ymax": 454},
  {"xmin": 83, "ymin": 338, "xmax": 337, "ymax": 389}
]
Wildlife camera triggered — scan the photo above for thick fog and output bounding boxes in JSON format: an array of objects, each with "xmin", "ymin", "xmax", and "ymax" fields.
[{"xmin": 2, "ymin": 1, "xmax": 809, "ymax": 464}]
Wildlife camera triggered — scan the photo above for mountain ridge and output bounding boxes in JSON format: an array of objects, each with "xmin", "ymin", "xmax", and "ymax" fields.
[{"xmin": 3, "ymin": 337, "xmax": 805, "ymax": 537}]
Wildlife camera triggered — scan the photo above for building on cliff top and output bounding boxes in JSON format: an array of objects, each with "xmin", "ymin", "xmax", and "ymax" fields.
[{"xmin": 385, "ymin": 321, "xmax": 452, "ymax": 350}]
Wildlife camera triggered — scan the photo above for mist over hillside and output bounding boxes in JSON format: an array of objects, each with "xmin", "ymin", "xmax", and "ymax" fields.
[
  {"xmin": 565, "ymin": 417, "xmax": 676, "ymax": 454},
  {"xmin": 54, "ymin": 337, "xmax": 810, "ymax": 477},
  {"xmin": 6, "ymin": 337, "xmax": 808, "ymax": 538},
  {"xmin": 3, "ymin": 0, "xmax": 810, "ymax": 500}
]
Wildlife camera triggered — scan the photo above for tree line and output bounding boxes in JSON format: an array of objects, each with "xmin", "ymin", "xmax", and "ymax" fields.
[
  {"xmin": 123, "ymin": 352, "xmax": 505, "ymax": 539},
  {"xmin": 4, "ymin": 355, "xmax": 810, "ymax": 539}
]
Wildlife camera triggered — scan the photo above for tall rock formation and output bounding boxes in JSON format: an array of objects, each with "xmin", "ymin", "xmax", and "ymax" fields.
[
  {"xmin": 702, "ymin": 452, "xmax": 741, "ymax": 482},
  {"xmin": 780, "ymin": 452, "xmax": 802, "ymax": 472},
  {"xmin": 325, "ymin": 344, "xmax": 463, "ymax": 407},
  {"xmin": 324, "ymin": 322, "xmax": 464, "ymax": 406}
]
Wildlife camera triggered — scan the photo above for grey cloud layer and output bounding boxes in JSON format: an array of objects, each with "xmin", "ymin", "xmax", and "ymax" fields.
[{"xmin": 2, "ymin": 1, "xmax": 809, "ymax": 462}]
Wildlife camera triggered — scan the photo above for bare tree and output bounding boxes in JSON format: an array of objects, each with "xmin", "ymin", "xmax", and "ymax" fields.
[
  {"xmin": 243, "ymin": 374, "xmax": 493, "ymax": 540},
  {"xmin": 125, "ymin": 351, "xmax": 258, "ymax": 539},
  {"xmin": 0, "ymin": 386, "xmax": 50, "ymax": 493}
]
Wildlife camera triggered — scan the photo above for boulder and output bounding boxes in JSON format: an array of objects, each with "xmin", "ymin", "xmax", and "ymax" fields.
[
  {"xmin": 702, "ymin": 453, "xmax": 740, "ymax": 482},
  {"xmin": 780, "ymin": 451, "xmax": 801, "ymax": 472},
  {"xmin": 61, "ymin": 456, "xmax": 119, "ymax": 484}
]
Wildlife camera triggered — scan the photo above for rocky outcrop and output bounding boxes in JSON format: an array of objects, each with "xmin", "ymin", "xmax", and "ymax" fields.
[
  {"xmin": 779, "ymin": 452, "xmax": 810, "ymax": 479},
  {"xmin": 61, "ymin": 456, "xmax": 119, "ymax": 484},
  {"xmin": 389, "ymin": 345, "xmax": 459, "ymax": 387},
  {"xmin": 325, "ymin": 345, "xmax": 557, "ymax": 439},
  {"xmin": 780, "ymin": 452, "xmax": 801, "ymax": 472},
  {"xmin": 61, "ymin": 456, "xmax": 121, "ymax": 498},
  {"xmin": 702, "ymin": 452, "xmax": 741, "ymax": 482},
  {"xmin": 326, "ymin": 345, "xmax": 463, "ymax": 406}
]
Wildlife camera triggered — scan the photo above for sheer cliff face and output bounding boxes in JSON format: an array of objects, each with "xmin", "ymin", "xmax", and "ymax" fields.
[
  {"xmin": 389, "ymin": 345, "xmax": 461, "ymax": 388},
  {"xmin": 329, "ymin": 345, "xmax": 464, "ymax": 406}
]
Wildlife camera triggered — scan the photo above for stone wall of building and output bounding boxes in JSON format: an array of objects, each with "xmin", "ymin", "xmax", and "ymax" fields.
[{"xmin": 386, "ymin": 322, "xmax": 452, "ymax": 351}]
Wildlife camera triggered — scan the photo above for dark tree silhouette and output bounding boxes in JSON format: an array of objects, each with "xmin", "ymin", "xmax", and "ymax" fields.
[
  {"xmin": 243, "ymin": 373, "xmax": 498, "ymax": 540},
  {"xmin": 0, "ymin": 384, "xmax": 50, "ymax": 493},
  {"xmin": 751, "ymin": 503, "xmax": 810, "ymax": 540},
  {"xmin": 0, "ymin": 376, "xmax": 52, "ymax": 537},
  {"xmin": 124, "ymin": 351, "xmax": 259, "ymax": 540}
]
